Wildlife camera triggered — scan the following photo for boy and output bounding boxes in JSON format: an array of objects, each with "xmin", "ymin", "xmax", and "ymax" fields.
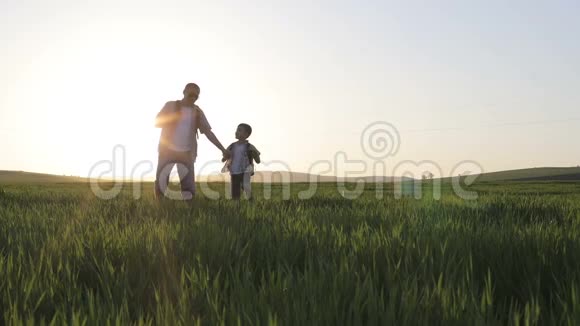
[{"xmin": 221, "ymin": 123, "xmax": 261, "ymax": 200}]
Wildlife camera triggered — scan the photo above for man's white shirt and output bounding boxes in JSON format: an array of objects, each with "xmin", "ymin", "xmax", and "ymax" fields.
[{"xmin": 169, "ymin": 106, "xmax": 194, "ymax": 151}]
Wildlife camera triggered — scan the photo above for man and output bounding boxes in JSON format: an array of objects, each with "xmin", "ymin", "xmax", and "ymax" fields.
[{"xmin": 154, "ymin": 83, "xmax": 229, "ymax": 200}]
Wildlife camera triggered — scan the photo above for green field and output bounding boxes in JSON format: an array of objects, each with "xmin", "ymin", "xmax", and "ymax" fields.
[{"xmin": 1, "ymin": 181, "xmax": 580, "ymax": 325}]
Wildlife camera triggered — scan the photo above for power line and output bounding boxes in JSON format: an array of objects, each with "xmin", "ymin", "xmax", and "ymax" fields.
[{"xmin": 401, "ymin": 117, "xmax": 580, "ymax": 134}]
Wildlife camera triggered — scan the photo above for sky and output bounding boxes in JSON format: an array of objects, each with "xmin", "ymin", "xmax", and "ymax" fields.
[{"xmin": 1, "ymin": 0, "xmax": 579, "ymax": 179}]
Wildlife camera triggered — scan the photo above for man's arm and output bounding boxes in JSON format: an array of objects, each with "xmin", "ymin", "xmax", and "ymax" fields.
[
  {"xmin": 204, "ymin": 130, "xmax": 226, "ymax": 152},
  {"xmin": 155, "ymin": 102, "xmax": 176, "ymax": 128},
  {"xmin": 197, "ymin": 108, "xmax": 230, "ymax": 159},
  {"xmin": 204, "ymin": 130, "xmax": 230, "ymax": 159}
]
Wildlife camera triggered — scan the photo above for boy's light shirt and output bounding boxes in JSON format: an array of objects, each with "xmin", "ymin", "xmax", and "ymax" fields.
[
  {"xmin": 230, "ymin": 143, "xmax": 250, "ymax": 174},
  {"xmin": 221, "ymin": 141, "xmax": 260, "ymax": 174}
]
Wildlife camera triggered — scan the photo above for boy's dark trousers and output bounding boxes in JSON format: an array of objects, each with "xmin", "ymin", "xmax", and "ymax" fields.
[{"xmin": 231, "ymin": 173, "xmax": 251, "ymax": 200}]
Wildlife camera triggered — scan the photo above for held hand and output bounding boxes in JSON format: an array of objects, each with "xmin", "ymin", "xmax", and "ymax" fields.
[{"xmin": 221, "ymin": 149, "xmax": 231, "ymax": 162}]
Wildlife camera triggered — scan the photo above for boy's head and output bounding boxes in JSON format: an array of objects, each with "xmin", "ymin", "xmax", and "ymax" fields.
[{"xmin": 235, "ymin": 123, "xmax": 252, "ymax": 140}]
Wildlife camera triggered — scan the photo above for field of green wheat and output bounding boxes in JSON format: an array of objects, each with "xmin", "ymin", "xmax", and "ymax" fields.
[{"xmin": 1, "ymin": 181, "xmax": 580, "ymax": 325}]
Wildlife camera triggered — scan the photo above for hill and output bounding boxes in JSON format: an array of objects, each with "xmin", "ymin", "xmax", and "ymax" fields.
[
  {"xmin": 3, "ymin": 167, "xmax": 580, "ymax": 185},
  {"xmin": 1, "ymin": 170, "xmax": 409, "ymax": 185},
  {"xmin": 448, "ymin": 167, "xmax": 580, "ymax": 182},
  {"xmin": 0, "ymin": 171, "xmax": 88, "ymax": 184},
  {"xmin": 202, "ymin": 171, "xmax": 410, "ymax": 183}
]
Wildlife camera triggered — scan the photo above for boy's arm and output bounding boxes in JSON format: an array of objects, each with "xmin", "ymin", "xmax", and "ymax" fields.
[{"xmin": 250, "ymin": 145, "xmax": 261, "ymax": 164}]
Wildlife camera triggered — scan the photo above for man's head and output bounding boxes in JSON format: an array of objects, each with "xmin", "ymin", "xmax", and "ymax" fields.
[
  {"xmin": 182, "ymin": 83, "xmax": 200, "ymax": 105},
  {"xmin": 235, "ymin": 123, "xmax": 252, "ymax": 140}
]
